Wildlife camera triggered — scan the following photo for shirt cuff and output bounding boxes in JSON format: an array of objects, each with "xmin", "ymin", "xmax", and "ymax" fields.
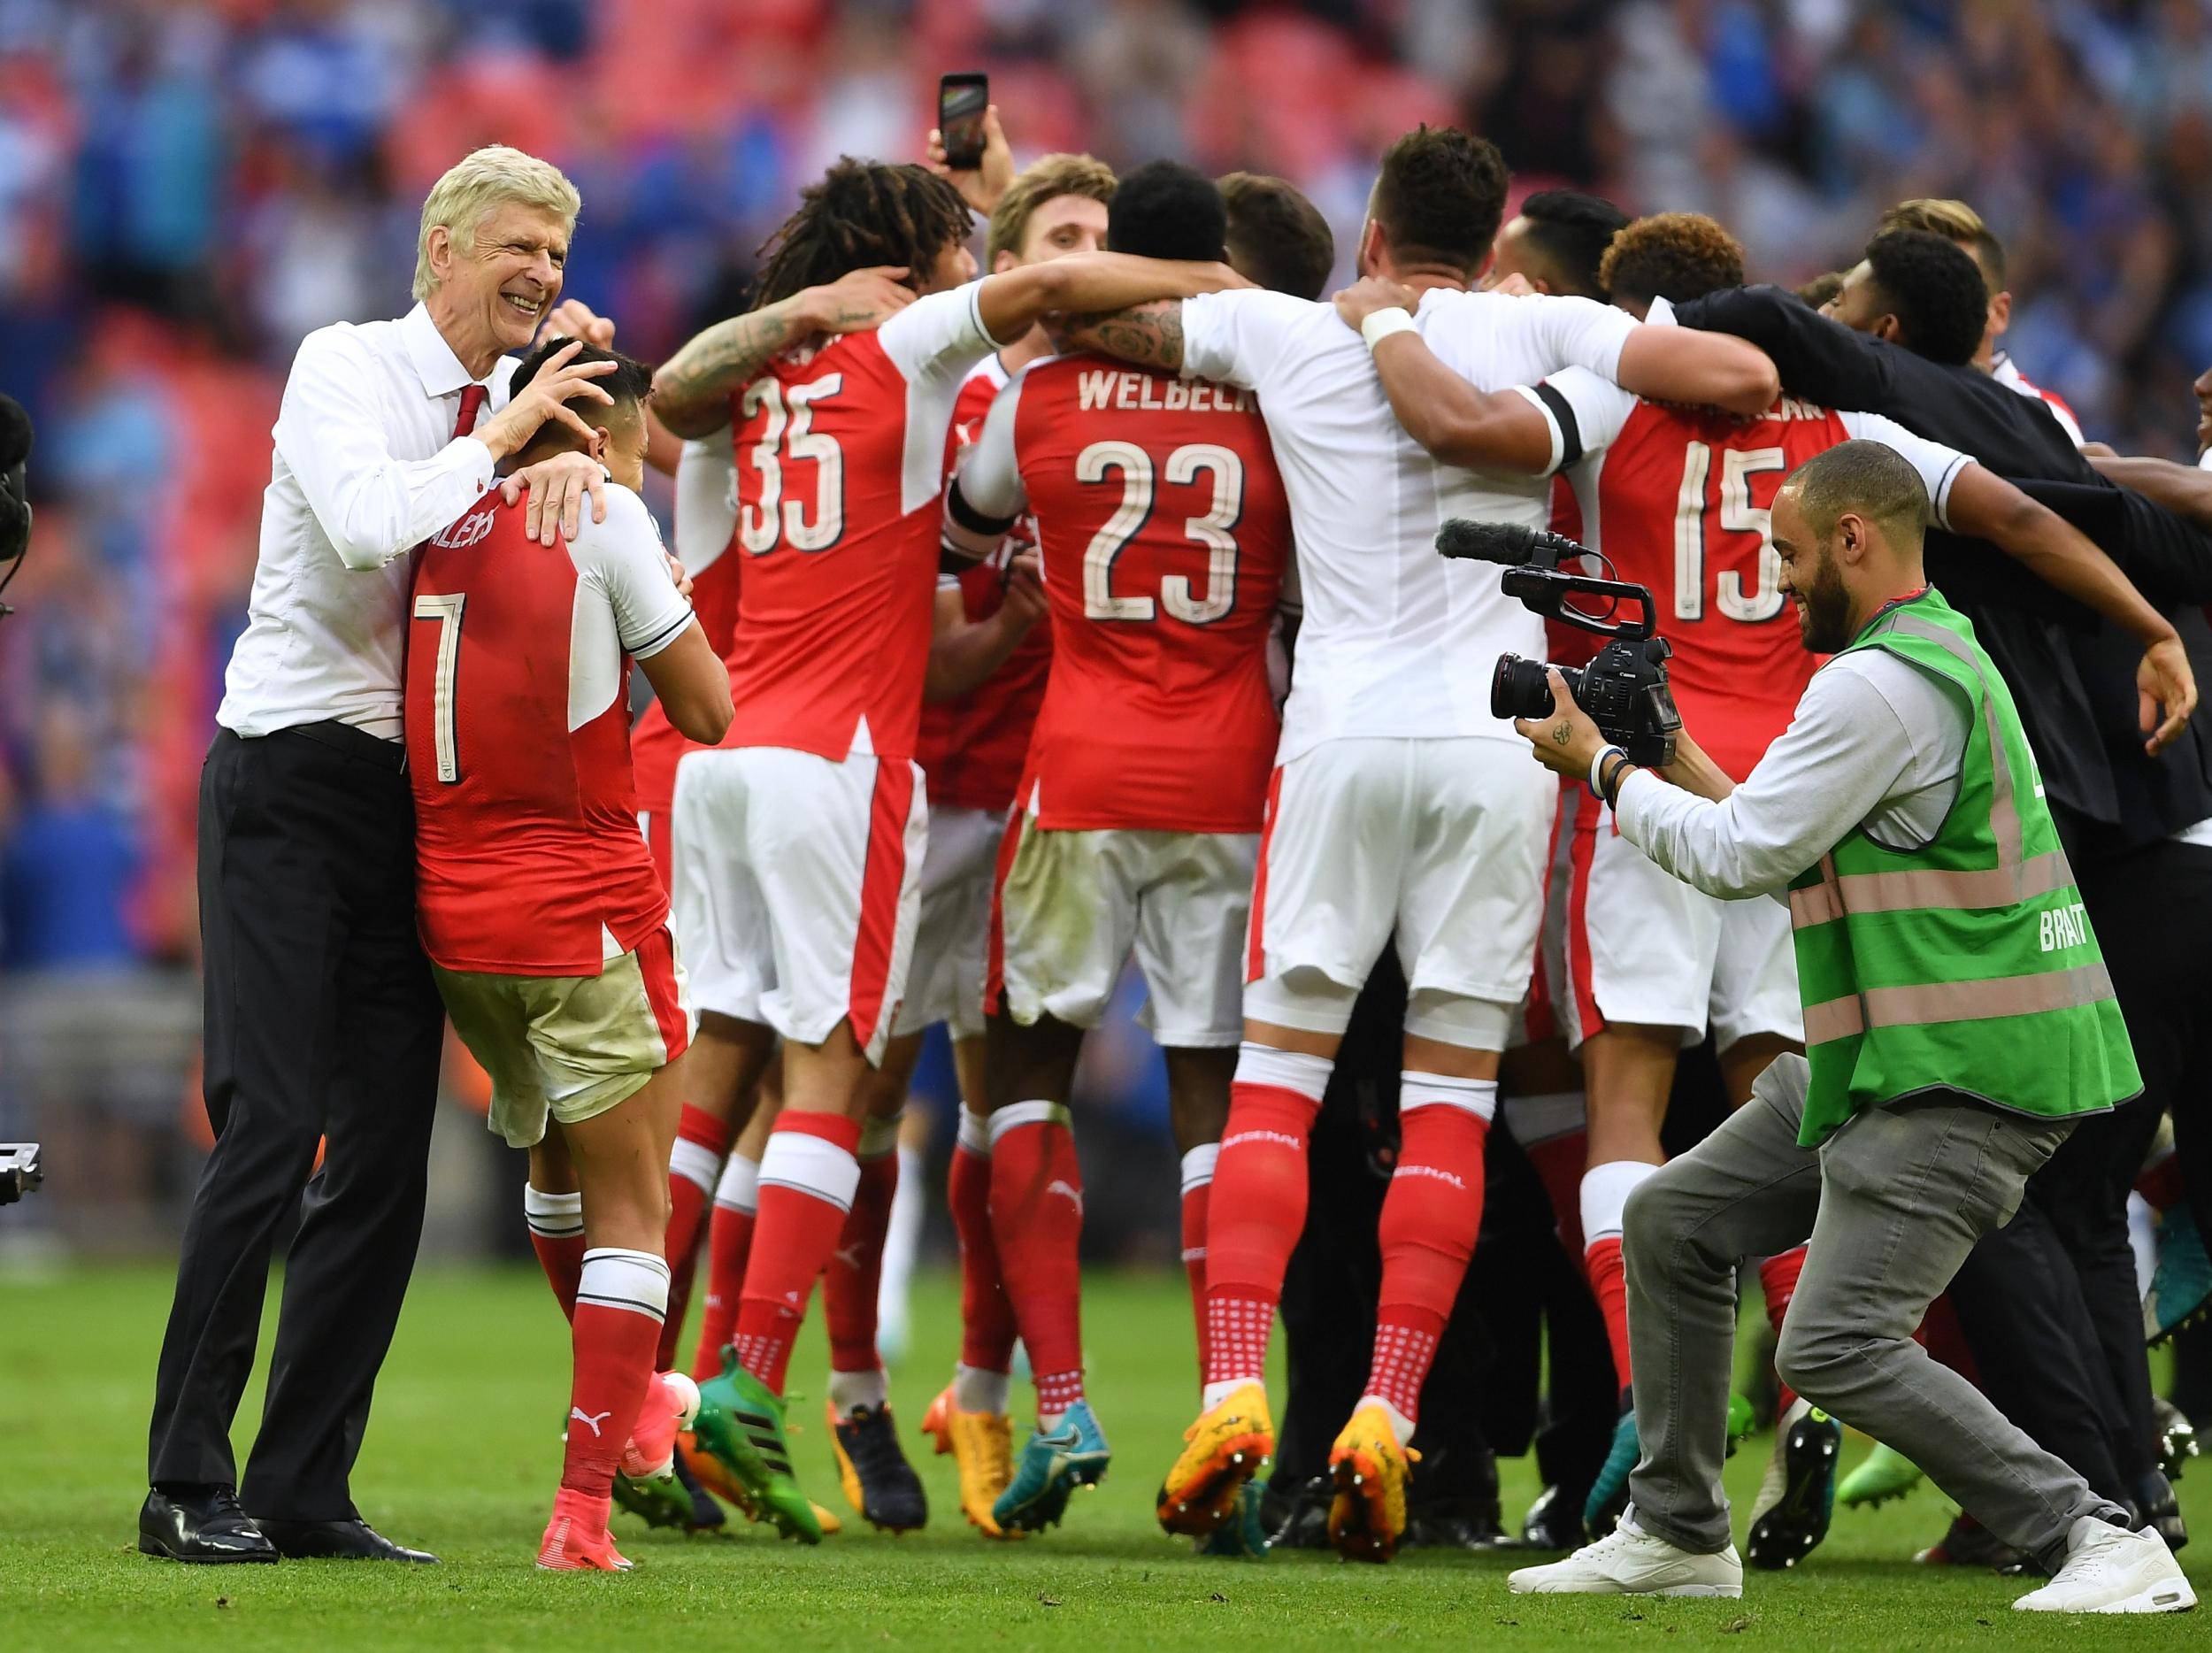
[{"xmin": 1611, "ymin": 765, "xmax": 1663, "ymax": 847}]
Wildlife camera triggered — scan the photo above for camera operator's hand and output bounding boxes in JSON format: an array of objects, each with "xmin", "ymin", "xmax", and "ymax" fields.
[
  {"xmin": 1513, "ymin": 669, "xmax": 1609, "ymax": 781},
  {"xmin": 1332, "ymin": 276, "xmax": 1420, "ymax": 333}
]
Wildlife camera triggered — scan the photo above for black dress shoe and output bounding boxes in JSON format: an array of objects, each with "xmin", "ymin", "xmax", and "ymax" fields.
[
  {"xmin": 139, "ymin": 1485, "xmax": 280, "ymax": 1564},
  {"xmin": 254, "ymin": 1517, "xmax": 438, "ymax": 1563}
]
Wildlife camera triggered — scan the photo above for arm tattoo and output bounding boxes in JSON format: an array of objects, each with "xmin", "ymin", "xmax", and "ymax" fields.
[
  {"xmin": 1063, "ymin": 301, "xmax": 1184, "ymax": 372},
  {"xmin": 653, "ymin": 301, "xmax": 804, "ymax": 436}
]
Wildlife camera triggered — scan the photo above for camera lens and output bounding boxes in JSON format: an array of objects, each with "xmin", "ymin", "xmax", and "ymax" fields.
[{"xmin": 1490, "ymin": 654, "xmax": 1559, "ymax": 720}]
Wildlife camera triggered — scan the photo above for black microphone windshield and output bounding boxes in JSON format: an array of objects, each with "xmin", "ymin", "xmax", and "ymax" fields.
[
  {"xmin": 1436, "ymin": 517, "xmax": 1540, "ymax": 565},
  {"xmin": 0, "ymin": 396, "xmax": 31, "ymax": 472}
]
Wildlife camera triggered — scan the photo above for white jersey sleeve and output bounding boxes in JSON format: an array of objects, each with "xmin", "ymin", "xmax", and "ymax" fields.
[
  {"xmin": 878, "ymin": 281, "xmax": 1008, "ymax": 517},
  {"xmin": 1839, "ymin": 409, "xmax": 1973, "ymax": 528},
  {"xmin": 1510, "ymin": 365, "xmax": 1637, "ymax": 475},
  {"xmin": 672, "ymin": 428, "xmax": 738, "ymax": 574},
  {"xmin": 575, "ymin": 486, "xmax": 694, "ymax": 660},
  {"xmin": 944, "ymin": 369, "xmax": 1028, "ymax": 562},
  {"xmin": 1180, "ymin": 288, "xmax": 1317, "ymax": 391}
]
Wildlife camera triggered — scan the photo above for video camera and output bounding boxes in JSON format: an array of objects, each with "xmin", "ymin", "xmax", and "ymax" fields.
[
  {"xmin": 1437, "ymin": 519, "xmax": 1682, "ymax": 768},
  {"xmin": 0, "ymin": 1144, "xmax": 42, "ymax": 1206}
]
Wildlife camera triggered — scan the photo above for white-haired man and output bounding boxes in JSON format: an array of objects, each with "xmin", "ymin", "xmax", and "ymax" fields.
[{"xmin": 142, "ymin": 146, "xmax": 618, "ymax": 1566}]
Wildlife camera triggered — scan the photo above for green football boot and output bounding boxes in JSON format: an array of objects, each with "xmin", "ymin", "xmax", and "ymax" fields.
[
  {"xmin": 692, "ymin": 1354, "xmax": 822, "ymax": 1544},
  {"xmin": 1196, "ymin": 1480, "xmax": 1270, "ymax": 1560},
  {"xmin": 1839, "ymin": 1440, "xmax": 1925, "ymax": 1508},
  {"xmin": 993, "ymin": 1399, "xmax": 1110, "ymax": 1534}
]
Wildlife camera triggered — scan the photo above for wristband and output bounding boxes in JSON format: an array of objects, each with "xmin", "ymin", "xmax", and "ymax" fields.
[
  {"xmin": 1587, "ymin": 743, "xmax": 1627, "ymax": 801},
  {"xmin": 1601, "ymin": 751, "xmax": 1637, "ymax": 811},
  {"xmin": 1360, "ymin": 307, "xmax": 1418, "ymax": 350}
]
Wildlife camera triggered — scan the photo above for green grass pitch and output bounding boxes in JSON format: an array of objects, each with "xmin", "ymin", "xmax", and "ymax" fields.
[{"xmin": 0, "ymin": 1263, "xmax": 2200, "ymax": 1650}]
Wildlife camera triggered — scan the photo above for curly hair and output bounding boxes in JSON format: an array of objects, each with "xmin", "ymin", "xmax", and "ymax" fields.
[
  {"xmin": 987, "ymin": 152, "xmax": 1117, "ymax": 268},
  {"xmin": 1371, "ymin": 125, "xmax": 1510, "ymax": 273},
  {"xmin": 1220, "ymin": 172, "xmax": 1336, "ymax": 300},
  {"xmin": 1514, "ymin": 189, "xmax": 1630, "ymax": 300},
  {"xmin": 1878, "ymin": 196, "xmax": 2006, "ymax": 293},
  {"xmin": 752, "ymin": 158, "xmax": 973, "ymax": 309},
  {"xmin": 1862, "ymin": 229, "xmax": 1990, "ymax": 366},
  {"xmin": 1598, "ymin": 212, "xmax": 1745, "ymax": 311}
]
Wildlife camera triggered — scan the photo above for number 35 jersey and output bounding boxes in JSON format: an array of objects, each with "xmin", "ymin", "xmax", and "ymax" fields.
[
  {"xmin": 1544, "ymin": 367, "xmax": 1971, "ymax": 783},
  {"xmin": 723, "ymin": 282, "xmax": 1003, "ymax": 765},
  {"xmin": 953, "ymin": 354, "xmax": 1291, "ymax": 833}
]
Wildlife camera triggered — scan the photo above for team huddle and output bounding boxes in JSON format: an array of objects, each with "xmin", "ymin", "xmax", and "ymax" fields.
[{"xmin": 394, "ymin": 115, "xmax": 2201, "ymax": 1581}]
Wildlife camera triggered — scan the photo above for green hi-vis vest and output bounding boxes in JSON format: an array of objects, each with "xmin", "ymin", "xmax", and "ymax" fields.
[{"xmin": 1786, "ymin": 590, "xmax": 2139, "ymax": 1147}]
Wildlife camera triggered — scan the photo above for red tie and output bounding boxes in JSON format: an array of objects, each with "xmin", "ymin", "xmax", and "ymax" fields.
[{"xmin": 452, "ymin": 383, "xmax": 488, "ymax": 441}]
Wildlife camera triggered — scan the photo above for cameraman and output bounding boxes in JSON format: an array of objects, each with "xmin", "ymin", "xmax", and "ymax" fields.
[{"xmin": 1502, "ymin": 440, "xmax": 2191, "ymax": 1615}]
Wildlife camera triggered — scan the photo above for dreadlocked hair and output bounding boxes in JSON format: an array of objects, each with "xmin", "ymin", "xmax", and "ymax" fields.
[{"xmin": 752, "ymin": 158, "xmax": 974, "ymax": 310}]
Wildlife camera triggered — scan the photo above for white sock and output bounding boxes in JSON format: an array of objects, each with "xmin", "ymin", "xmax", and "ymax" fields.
[
  {"xmin": 523, "ymin": 1183, "xmax": 584, "ymax": 1240},
  {"xmin": 1581, "ymin": 1159, "xmax": 1660, "ymax": 1250},
  {"xmin": 1202, "ymin": 1379, "xmax": 1256, "ymax": 1411},
  {"xmin": 878, "ymin": 1141, "xmax": 926, "ymax": 1339},
  {"xmin": 827, "ymin": 1366, "xmax": 888, "ymax": 1415},
  {"xmin": 712, "ymin": 1150, "xmax": 762, "ymax": 1216},
  {"xmin": 954, "ymin": 1362, "xmax": 1010, "ymax": 1416},
  {"xmin": 577, "ymin": 1247, "xmax": 671, "ymax": 1323}
]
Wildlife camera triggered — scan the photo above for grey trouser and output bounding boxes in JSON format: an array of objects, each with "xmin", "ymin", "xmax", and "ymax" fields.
[{"xmin": 1622, "ymin": 1053, "xmax": 2129, "ymax": 1573}]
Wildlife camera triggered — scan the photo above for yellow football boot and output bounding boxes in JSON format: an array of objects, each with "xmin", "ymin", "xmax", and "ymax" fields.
[
  {"xmin": 1156, "ymin": 1381, "xmax": 1274, "ymax": 1537},
  {"xmin": 1326, "ymin": 1403, "xmax": 1418, "ymax": 1563},
  {"xmin": 920, "ymin": 1384, "xmax": 1022, "ymax": 1539}
]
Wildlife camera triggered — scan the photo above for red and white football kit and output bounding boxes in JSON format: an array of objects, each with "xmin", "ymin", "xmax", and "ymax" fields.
[
  {"xmin": 1992, "ymin": 352, "xmax": 2085, "ymax": 449},
  {"xmin": 898, "ymin": 356, "xmax": 1053, "ymax": 1044},
  {"xmin": 671, "ymin": 282, "xmax": 1005, "ymax": 1066},
  {"xmin": 408, "ymin": 484, "xmax": 695, "ymax": 1149},
  {"xmin": 953, "ymin": 355, "xmax": 1290, "ymax": 1045},
  {"xmin": 1540, "ymin": 369, "xmax": 1973, "ymax": 1053},
  {"xmin": 634, "ymin": 432, "xmax": 741, "ymax": 885}
]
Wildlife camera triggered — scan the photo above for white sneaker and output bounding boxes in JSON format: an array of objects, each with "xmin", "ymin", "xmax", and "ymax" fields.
[
  {"xmin": 2013, "ymin": 1517, "xmax": 2196, "ymax": 1613},
  {"xmin": 1747, "ymin": 1397, "xmax": 1801, "ymax": 1526},
  {"xmin": 1509, "ymin": 1520, "xmax": 1744, "ymax": 1597}
]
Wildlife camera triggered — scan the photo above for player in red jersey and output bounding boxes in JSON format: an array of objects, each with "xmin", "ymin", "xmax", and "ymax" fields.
[
  {"xmin": 643, "ymin": 152, "xmax": 1243, "ymax": 1540},
  {"xmin": 406, "ymin": 341, "xmax": 733, "ymax": 1571},
  {"xmin": 940, "ymin": 160, "xmax": 1294, "ymax": 1535},
  {"xmin": 898, "ymin": 150, "xmax": 1116, "ymax": 1539},
  {"xmin": 1344, "ymin": 208, "xmax": 2196, "ymax": 1557}
]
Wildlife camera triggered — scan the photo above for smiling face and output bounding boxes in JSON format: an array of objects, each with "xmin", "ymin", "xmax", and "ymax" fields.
[
  {"xmin": 426, "ymin": 199, "xmax": 571, "ymax": 370},
  {"xmin": 1006, "ymin": 192, "xmax": 1110, "ymax": 270},
  {"xmin": 1773, "ymin": 488, "xmax": 1856, "ymax": 654}
]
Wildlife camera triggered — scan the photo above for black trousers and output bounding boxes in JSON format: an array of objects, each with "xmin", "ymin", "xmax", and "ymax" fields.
[
  {"xmin": 1947, "ymin": 834, "xmax": 2212, "ymax": 1504},
  {"xmin": 148, "ymin": 725, "xmax": 445, "ymax": 1519}
]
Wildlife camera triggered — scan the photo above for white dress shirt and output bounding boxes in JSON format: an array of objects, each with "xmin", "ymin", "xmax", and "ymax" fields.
[
  {"xmin": 1178, "ymin": 285, "xmax": 1637, "ymax": 761},
  {"xmin": 1615, "ymin": 648, "xmax": 1971, "ymax": 902},
  {"xmin": 219, "ymin": 304, "xmax": 514, "ymax": 741}
]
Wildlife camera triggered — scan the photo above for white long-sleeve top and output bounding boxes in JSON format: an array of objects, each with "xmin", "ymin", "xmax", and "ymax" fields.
[
  {"xmin": 1615, "ymin": 644, "xmax": 1973, "ymax": 902},
  {"xmin": 219, "ymin": 303, "xmax": 513, "ymax": 741}
]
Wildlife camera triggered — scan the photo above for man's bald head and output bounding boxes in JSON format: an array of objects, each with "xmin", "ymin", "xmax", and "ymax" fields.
[{"xmin": 1772, "ymin": 440, "xmax": 1932, "ymax": 653}]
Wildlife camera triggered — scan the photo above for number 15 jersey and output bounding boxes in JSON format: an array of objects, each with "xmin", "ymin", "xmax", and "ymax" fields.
[
  {"xmin": 954, "ymin": 354, "xmax": 1291, "ymax": 833},
  {"xmin": 723, "ymin": 282, "xmax": 1005, "ymax": 765}
]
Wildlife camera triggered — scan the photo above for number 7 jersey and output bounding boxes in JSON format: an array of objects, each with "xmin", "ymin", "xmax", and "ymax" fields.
[
  {"xmin": 722, "ymin": 282, "xmax": 1004, "ymax": 764},
  {"xmin": 956, "ymin": 353, "xmax": 1291, "ymax": 832}
]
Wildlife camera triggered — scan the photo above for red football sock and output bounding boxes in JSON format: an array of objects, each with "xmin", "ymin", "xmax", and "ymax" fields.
[
  {"xmin": 1581, "ymin": 1160, "xmax": 1659, "ymax": 1392},
  {"xmin": 733, "ymin": 1114, "xmax": 861, "ymax": 1395},
  {"xmin": 525, "ymin": 1184, "xmax": 585, "ymax": 1320},
  {"xmin": 987, "ymin": 1101, "xmax": 1086, "ymax": 1422},
  {"xmin": 824, "ymin": 1121, "xmax": 901, "ymax": 1379},
  {"xmin": 949, "ymin": 1109, "xmax": 1016, "ymax": 1375},
  {"xmin": 1759, "ymin": 1245, "xmax": 1807, "ymax": 1411},
  {"xmin": 689, "ymin": 1152, "xmax": 759, "ymax": 1382},
  {"xmin": 1364, "ymin": 1079, "xmax": 1494, "ymax": 1424},
  {"xmin": 1180, "ymin": 1142, "xmax": 1217, "ymax": 1388},
  {"xmin": 1923, "ymin": 1291, "xmax": 1981, "ymax": 1386},
  {"xmin": 657, "ymin": 1104, "xmax": 730, "ymax": 1369},
  {"xmin": 1202, "ymin": 1045, "xmax": 1332, "ymax": 1392},
  {"xmin": 563, "ymin": 1248, "xmax": 670, "ymax": 1498},
  {"xmin": 1525, "ymin": 1127, "xmax": 1589, "ymax": 1258}
]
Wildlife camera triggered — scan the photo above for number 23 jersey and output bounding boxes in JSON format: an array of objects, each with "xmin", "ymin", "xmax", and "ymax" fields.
[
  {"xmin": 958, "ymin": 354, "xmax": 1291, "ymax": 833},
  {"xmin": 722, "ymin": 282, "xmax": 1003, "ymax": 765}
]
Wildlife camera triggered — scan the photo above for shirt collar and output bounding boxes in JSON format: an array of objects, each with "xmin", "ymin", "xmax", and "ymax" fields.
[{"xmin": 399, "ymin": 302, "xmax": 482, "ymax": 399}]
